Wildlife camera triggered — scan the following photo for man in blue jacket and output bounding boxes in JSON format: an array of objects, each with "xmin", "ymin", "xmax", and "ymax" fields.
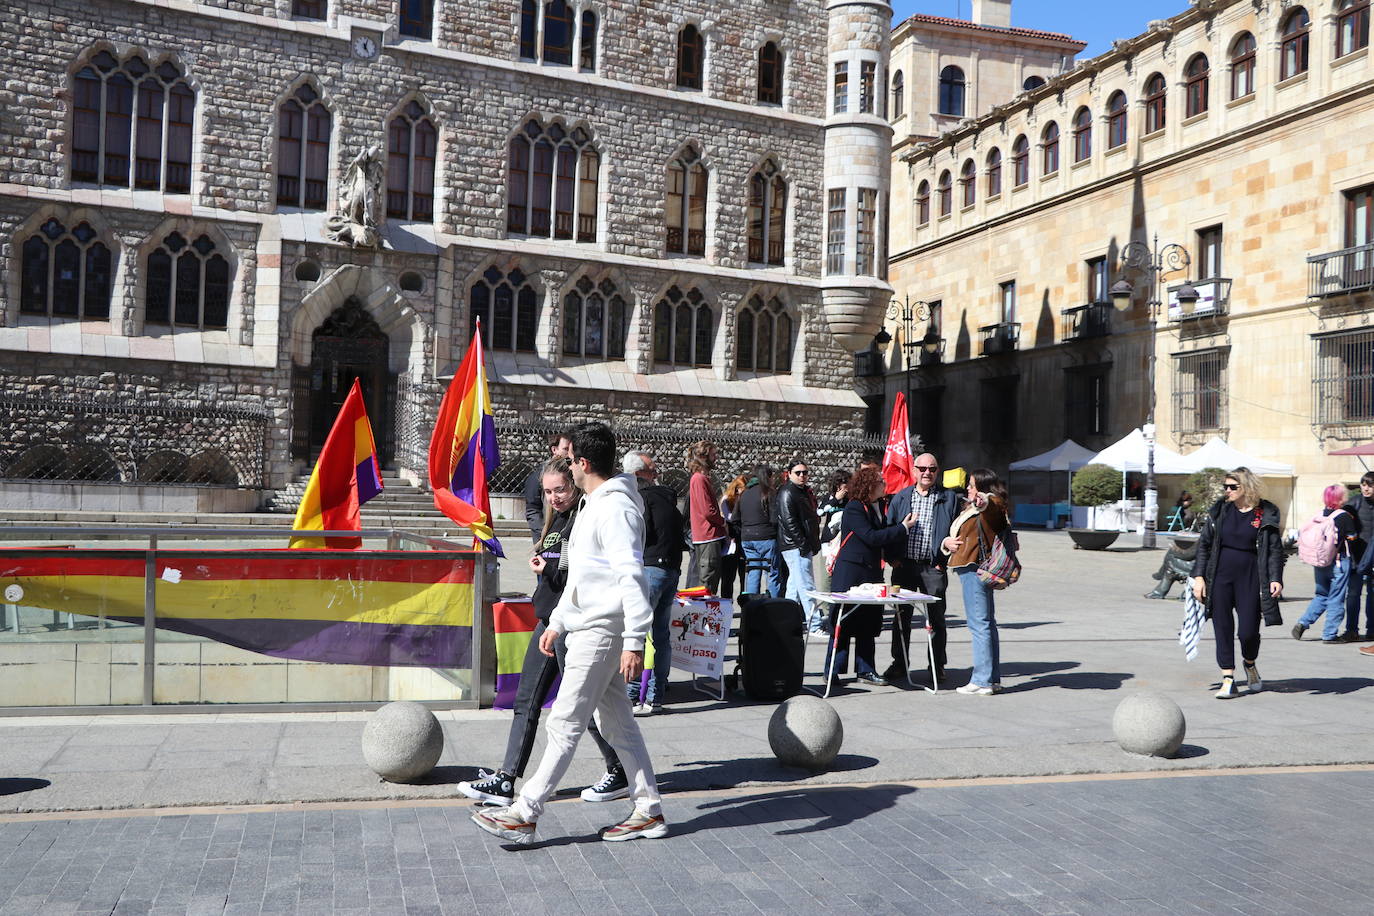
[{"xmin": 885, "ymin": 452, "xmax": 961, "ymax": 685}]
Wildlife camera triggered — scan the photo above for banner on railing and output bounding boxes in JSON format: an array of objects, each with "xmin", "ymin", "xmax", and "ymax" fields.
[{"xmin": 0, "ymin": 549, "xmax": 475, "ymax": 668}]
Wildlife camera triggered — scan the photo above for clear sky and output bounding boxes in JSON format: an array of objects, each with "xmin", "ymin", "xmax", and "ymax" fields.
[{"xmin": 890, "ymin": 0, "xmax": 1190, "ymax": 60}]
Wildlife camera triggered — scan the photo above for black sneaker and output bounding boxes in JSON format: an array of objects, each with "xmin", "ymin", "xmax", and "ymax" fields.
[
  {"xmin": 580, "ymin": 764, "xmax": 629, "ymax": 802},
  {"xmin": 856, "ymin": 671, "xmax": 889, "ymax": 687},
  {"xmin": 458, "ymin": 769, "xmax": 515, "ymax": 806},
  {"xmin": 1291, "ymin": 623, "xmax": 1307, "ymax": 640}
]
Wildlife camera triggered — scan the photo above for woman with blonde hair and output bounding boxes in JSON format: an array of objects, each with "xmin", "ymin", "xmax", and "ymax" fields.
[
  {"xmin": 1293, "ymin": 484, "xmax": 1358, "ymax": 643},
  {"xmin": 719, "ymin": 473, "xmax": 749, "ymax": 598},
  {"xmin": 1190, "ymin": 467, "xmax": 1285, "ymax": 699}
]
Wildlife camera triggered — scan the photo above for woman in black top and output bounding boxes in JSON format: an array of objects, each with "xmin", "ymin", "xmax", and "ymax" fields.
[{"xmin": 1191, "ymin": 467, "xmax": 1285, "ymax": 699}]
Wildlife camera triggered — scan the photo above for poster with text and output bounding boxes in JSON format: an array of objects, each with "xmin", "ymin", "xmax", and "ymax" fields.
[{"xmin": 668, "ymin": 596, "xmax": 732, "ymax": 679}]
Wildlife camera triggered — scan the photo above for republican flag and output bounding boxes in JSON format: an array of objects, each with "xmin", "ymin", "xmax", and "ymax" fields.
[
  {"xmin": 290, "ymin": 378, "xmax": 383, "ymax": 549},
  {"xmin": 882, "ymin": 391, "xmax": 915, "ymax": 495},
  {"xmin": 429, "ymin": 324, "xmax": 504, "ymax": 556}
]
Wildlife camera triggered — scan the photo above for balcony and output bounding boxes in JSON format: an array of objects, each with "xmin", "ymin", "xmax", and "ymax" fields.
[
  {"xmin": 1167, "ymin": 278, "xmax": 1232, "ymax": 322},
  {"xmin": 853, "ymin": 349, "xmax": 885, "ymax": 378},
  {"xmin": 980, "ymin": 322, "xmax": 1021, "ymax": 356},
  {"xmin": 1061, "ymin": 302, "xmax": 1112, "ymax": 340},
  {"xmin": 1309, "ymin": 244, "xmax": 1374, "ymax": 299}
]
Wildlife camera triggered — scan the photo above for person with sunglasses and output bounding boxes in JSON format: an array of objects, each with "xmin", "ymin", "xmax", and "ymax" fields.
[
  {"xmin": 777, "ymin": 459, "xmax": 822, "ymax": 631},
  {"xmin": 1190, "ymin": 467, "xmax": 1285, "ymax": 699},
  {"xmin": 884, "ymin": 451, "xmax": 961, "ymax": 685}
]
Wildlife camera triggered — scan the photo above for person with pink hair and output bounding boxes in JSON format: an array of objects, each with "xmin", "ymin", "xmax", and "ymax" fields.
[{"xmin": 1293, "ymin": 484, "xmax": 1360, "ymax": 645}]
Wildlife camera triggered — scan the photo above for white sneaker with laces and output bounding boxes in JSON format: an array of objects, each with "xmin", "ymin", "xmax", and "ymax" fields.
[
  {"xmin": 1215, "ymin": 675, "xmax": 1239, "ymax": 699},
  {"xmin": 955, "ymin": 683, "xmax": 994, "ymax": 696},
  {"xmin": 632, "ymin": 703, "xmax": 654, "ymax": 717},
  {"xmin": 601, "ymin": 807, "xmax": 669, "ymax": 842},
  {"xmin": 580, "ymin": 765, "xmax": 629, "ymax": 802}
]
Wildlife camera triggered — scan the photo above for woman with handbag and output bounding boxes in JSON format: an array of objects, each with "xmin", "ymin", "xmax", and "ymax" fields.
[
  {"xmin": 825, "ymin": 466, "xmax": 916, "ymax": 687},
  {"xmin": 942, "ymin": 468, "xmax": 1010, "ymax": 696}
]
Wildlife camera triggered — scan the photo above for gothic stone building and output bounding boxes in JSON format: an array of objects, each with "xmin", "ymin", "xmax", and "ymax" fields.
[{"xmin": 0, "ymin": 0, "xmax": 896, "ymax": 507}]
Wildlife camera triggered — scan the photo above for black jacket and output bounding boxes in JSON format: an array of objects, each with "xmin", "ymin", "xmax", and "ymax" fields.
[
  {"xmin": 737, "ymin": 482, "xmax": 776, "ymax": 541},
  {"xmin": 1343, "ymin": 494, "xmax": 1374, "ymax": 549},
  {"xmin": 831, "ymin": 499, "xmax": 908, "ymax": 593},
  {"xmin": 776, "ymin": 481, "xmax": 821, "ymax": 556},
  {"xmin": 531, "ymin": 507, "xmax": 575, "ymax": 621},
  {"xmin": 640, "ymin": 481, "xmax": 686, "ymax": 570},
  {"xmin": 523, "ymin": 470, "xmax": 544, "ymax": 541},
  {"xmin": 884, "ymin": 483, "xmax": 962, "ymax": 569},
  {"xmin": 1191, "ymin": 498, "xmax": 1285, "ymax": 625}
]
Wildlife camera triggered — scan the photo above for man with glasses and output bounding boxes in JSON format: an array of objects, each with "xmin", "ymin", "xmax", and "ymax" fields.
[
  {"xmin": 885, "ymin": 451, "xmax": 961, "ymax": 685},
  {"xmin": 777, "ymin": 459, "xmax": 823, "ymax": 631}
]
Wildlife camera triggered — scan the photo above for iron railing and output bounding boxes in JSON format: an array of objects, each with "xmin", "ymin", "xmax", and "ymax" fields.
[
  {"xmin": 1312, "ymin": 328, "xmax": 1374, "ymax": 428},
  {"xmin": 980, "ymin": 322, "xmax": 1021, "ymax": 356},
  {"xmin": 1171, "ymin": 348, "xmax": 1229, "ymax": 437},
  {"xmin": 1061, "ymin": 302, "xmax": 1112, "ymax": 340},
  {"xmin": 854, "ymin": 348, "xmax": 885, "ymax": 378},
  {"xmin": 1309, "ymin": 243, "xmax": 1374, "ymax": 299}
]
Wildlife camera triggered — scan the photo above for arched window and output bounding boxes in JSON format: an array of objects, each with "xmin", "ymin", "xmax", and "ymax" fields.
[
  {"xmin": 986, "ymin": 148, "xmax": 1002, "ymax": 197},
  {"xmin": 277, "ymin": 83, "xmax": 330, "ymax": 211},
  {"xmin": 145, "ymin": 231, "xmax": 230, "ymax": 330},
  {"xmin": 470, "ymin": 265, "xmax": 538, "ymax": 352},
  {"xmin": 563, "ymin": 276, "xmax": 628, "ymax": 359},
  {"xmin": 1072, "ymin": 106, "xmax": 1092, "ymax": 162},
  {"xmin": 520, "ymin": 0, "xmax": 537, "ymax": 58},
  {"xmin": 387, "ymin": 100, "xmax": 437, "ymax": 221},
  {"xmin": 677, "ymin": 25, "xmax": 704, "ymax": 90},
  {"xmin": 666, "ymin": 146, "xmax": 707, "ymax": 256},
  {"xmin": 757, "ymin": 42, "xmax": 783, "ymax": 104},
  {"xmin": 936, "ymin": 170, "xmax": 952, "ymax": 217},
  {"xmin": 1230, "ymin": 32, "xmax": 1257, "ymax": 99},
  {"xmin": 916, "ymin": 180, "xmax": 930, "ymax": 225},
  {"xmin": 292, "ymin": 0, "xmax": 325, "ymax": 19},
  {"xmin": 959, "ymin": 159, "xmax": 976, "ymax": 208},
  {"xmin": 1337, "ymin": 0, "xmax": 1370, "ymax": 58},
  {"xmin": 1280, "ymin": 8, "xmax": 1310, "ymax": 80},
  {"xmin": 1185, "ymin": 54, "xmax": 1210, "ymax": 117},
  {"xmin": 399, "ymin": 0, "xmax": 432, "ymax": 39},
  {"xmin": 747, "ymin": 160, "xmax": 787, "ymax": 266},
  {"xmin": 1144, "ymin": 73, "xmax": 1167, "ymax": 134},
  {"xmin": 72, "ymin": 51, "xmax": 194, "ymax": 193},
  {"xmin": 736, "ymin": 296, "xmax": 792, "ymax": 374},
  {"xmin": 20, "ymin": 218, "xmax": 113, "ymax": 320},
  {"xmin": 580, "ymin": 10, "xmax": 597, "ymax": 71},
  {"xmin": 1041, "ymin": 122, "xmax": 1059, "ymax": 176},
  {"xmin": 938, "ymin": 65, "xmax": 965, "ymax": 116},
  {"xmin": 1023, "ymin": 75, "xmax": 1045, "ymax": 91},
  {"xmin": 1107, "ymin": 91, "xmax": 1128, "ymax": 148},
  {"xmin": 542, "ymin": 0, "xmax": 574, "ymax": 65},
  {"xmin": 1011, "ymin": 135, "xmax": 1029, "ymax": 186},
  {"xmin": 506, "ymin": 118, "xmax": 599, "ymax": 242},
  {"xmin": 652, "ymin": 286, "xmax": 712, "ymax": 367},
  {"xmin": 891, "ymin": 70, "xmax": 904, "ymax": 118}
]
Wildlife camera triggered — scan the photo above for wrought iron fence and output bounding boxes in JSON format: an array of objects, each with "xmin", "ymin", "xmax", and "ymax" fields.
[
  {"xmin": 0, "ymin": 393, "xmax": 270, "ymax": 488},
  {"xmin": 1309, "ymin": 243, "xmax": 1374, "ymax": 299},
  {"xmin": 1312, "ymin": 328, "xmax": 1374, "ymax": 428},
  {"xmin": 1171, "ymin": 348, "xmax": 1229, "ymax": 438}
]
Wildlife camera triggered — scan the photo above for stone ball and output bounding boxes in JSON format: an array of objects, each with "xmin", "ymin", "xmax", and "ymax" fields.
[
  {"xmin": 362, "ymin": 701, "xmax": 444, "ymax": 783},
  {"xmin": 1112, "ymin": 692, "xmax": 1186, "ymax": 758},
  {"xmin": 768, "ymin": 695, "xmax": 843, "ymax": 770}
]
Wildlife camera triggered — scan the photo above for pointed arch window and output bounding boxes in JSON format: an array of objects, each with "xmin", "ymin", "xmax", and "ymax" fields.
[
  {"xmin": 1337, "ymin": 0, "xmax": 1370, "ymax": 58},
  {"xmin": 736, "ymin": 296, "xmax": 792, "ymax": 374},
  {"xmin": 891, "ymin": 70, "xmax": 904, "ymax": 118},
  {"xmin": 398, "ymin": 0, "xmax": 432, "ymax": 40},
  {"xmin": 1230, "ymin": 32, "xmax": 1257, "ymax": 99},
  {"xmin": 677, "ymin": 25, "xmax": 704, "ymax": 90},
  {"xmin": 563, "ymin": 277, "xmax": 628, "ymax": 359},
  {"xmin": 747, "ymin": 160, "xmax": 786, "ymax": 266},
  {"xmin": 986, "ymin": 148, "xmax": 1002, "ymax": 197},
  {"xmin": 1144, "ymin": 73, "xmax": 1167, "ymax": 134},
  {"xmin": 507, "ymin": 118, "xmax": 599, "ymax": 242},
  {"xmin": 579, "ymin": 10, "xmax": 597, "ymax": 71},
  {"xmin": 20, "ymin": 218, "xmax": 113, "ymax": 320},
  {"xmin": 758, "ymin": 42, "xmax": 783, "ymax": 105},
  {"xmin": 1185, "ymin": 54, "xmax": 1210, "ymax": 117},
  {"xmin": 653, "ymin": 286, "xmax": 712, "ymax": 367},
  {"xmin": 938, "ymin": 65, "xmax": 965, "ymax": 116},
  {"xmin": 1041, "ymin": 122, "xmax": 1060, "ymax": 175},
  {"xmin": 542, "ymin": 0, "xmax": 574, "ymax": 65},
  {"xmin": 1280, "ymin": 8, "xmax": 1310, "ymax": 80},
  {"xmin": 1072, "ymin": 106, "xmax": 1092, "ymax": 162},
  {"xmin": 277, "ymin": 83, "xmax": 330, "ymax": 210},
  {"xmin": 916, "ymin": 180, "xmax": 930, "ymax": 226},
  {"xmin": 72, "ymin": 51, "xmax": 194, "ymax": 193},
  {"xmin": 666, "ymin": 146, "xmax": 707, "ymax": 256},
  {"xmin": 1011, "ymin": 135, "xmax": 1029, "ymax": 187},
  {"xmin": 959, "ymin": 160, "xmax": 976, "ymax": 208},
  {"xmin": 937, "ymin": 170, "xmax": 952, "ymax": 217},
  {"xmin": 470, "ymin": 265, "xmax": 538, "ymax": 352},
  {"xmin": 520, "ymin": 0, "xmax": 538, "ymax": 58},
  {"xmin": 1106, "ymin": 91, "xmax": 1128, "ymax": 148},
  {"xmin": 387, "ymin": 100, "xmax": 437, "ymax": 221},
  {"xmin": 145, "ymin": 231, "xmax": 230, "ymax": 330}
]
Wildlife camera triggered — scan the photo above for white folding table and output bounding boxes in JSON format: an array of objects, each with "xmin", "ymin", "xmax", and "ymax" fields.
[{"xmin": 805, "ymin": 589, "xmax": 939, "ymax": 697}]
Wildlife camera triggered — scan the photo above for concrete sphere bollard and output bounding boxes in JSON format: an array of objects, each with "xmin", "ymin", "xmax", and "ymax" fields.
[
  {"xmin": 362, "ymin": 701, "xmax": 444, "ymax": 782},
  {"xmin": 768, "ymin": 695, "xmax": 843, "ymax": 770},
  {"xmin": 1112, "ymin": 692, "xmax": 1186, "ymax": 758}
]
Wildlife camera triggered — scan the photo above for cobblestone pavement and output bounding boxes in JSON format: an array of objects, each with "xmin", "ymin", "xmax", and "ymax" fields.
[{"xmin": 2, "ymin": 768, "xmax": 1373, "ymax": 915}]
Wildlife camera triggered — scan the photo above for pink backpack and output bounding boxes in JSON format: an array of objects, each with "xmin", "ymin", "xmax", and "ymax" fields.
[{"xmin": 1297, "ymin": 509, "xmax": 1344, "ymax": 567}]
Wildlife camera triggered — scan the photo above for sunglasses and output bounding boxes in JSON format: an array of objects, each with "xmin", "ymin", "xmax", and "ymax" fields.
[
  {"xmin": 791, "ymin": 469, "xmax": 809, "ymax": 476},
  {"xmin": 1223, "ymin": 483, "xmax": 1240, "ymax": 491},
  {"xmin": 915, "ymin": 465, "xmax": 938, "ymax": 472}
]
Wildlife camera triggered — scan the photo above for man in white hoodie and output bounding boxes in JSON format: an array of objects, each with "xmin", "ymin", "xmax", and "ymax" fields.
[{"xmin": 472, "ymin": 421, "xmax": 665, "ymax": 846}]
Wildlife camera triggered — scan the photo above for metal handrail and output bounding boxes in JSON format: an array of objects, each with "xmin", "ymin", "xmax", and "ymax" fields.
[{"xmin": 0, "ymin": 526, "xmax": 470, "ymax": 551}]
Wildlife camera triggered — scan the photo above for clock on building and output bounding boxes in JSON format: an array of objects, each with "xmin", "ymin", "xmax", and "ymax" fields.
[{"xmin": 351, "ymin": 35, "xmax": 378, "ymax": 60}]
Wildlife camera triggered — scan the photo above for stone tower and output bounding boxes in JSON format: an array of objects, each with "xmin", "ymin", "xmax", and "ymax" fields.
[{"xmin": 821, "ymin": 0, "xmax": 894, "ymax": 352}]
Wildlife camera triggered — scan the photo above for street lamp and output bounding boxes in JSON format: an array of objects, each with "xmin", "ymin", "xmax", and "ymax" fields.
[
  {"xmin": 1110, "ymin": 234, "xmax": 1198, "ymax": 550},
  {"xmin": 882, "ymin": 295, "xmax": 940, "ymax": 441}
]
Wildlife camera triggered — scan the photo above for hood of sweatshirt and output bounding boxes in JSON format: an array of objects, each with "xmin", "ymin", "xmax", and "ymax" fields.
[{"xmin": 586, "ymin": 472, "xmax": 644, "ymax": 513}]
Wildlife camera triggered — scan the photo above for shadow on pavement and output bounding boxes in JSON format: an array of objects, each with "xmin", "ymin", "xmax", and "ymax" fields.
[
  {"xmin": 416, "ymin": 765, "xmax": 484, "ymax": 786},
  {"xmin": 1263, "ymin": 677, "xmax": 1374, "ymax": 695},
  {"xmin": 657, "ymin": 753, "xmax": 879, "ymax": 792},
  {"xmin": 675, "ymin": 783, "xmax": 917, "ymax": 838},
  {"xmin": 0, "ymin": 778, "xmax": 49, "ymax": 797},
  {"xmin": 1174, "ymin": 744, "xmax": 1209, "ymax": 760},
  {"xmin": 1000, "ymin": 669, "xmax": 1133, "ymax": 693}
]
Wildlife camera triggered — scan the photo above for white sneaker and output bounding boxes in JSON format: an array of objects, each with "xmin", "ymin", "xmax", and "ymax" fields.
[
  {"xmin": 632, "ymin": 703, "xmax": 654, "ymax": 717},
  {"xmin": 1215, "ymin": 675, "xmax": 1239, "ymax": 699},
  {"xmin": 955, "ymin": 683, "xmax": 994, "ymax": 696}
]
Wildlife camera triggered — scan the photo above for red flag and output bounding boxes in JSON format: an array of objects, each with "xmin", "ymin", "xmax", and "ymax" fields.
[
  {"xmin": 882, "ymin": 392, "xmax": 915, "ymax": 495},
  {"xmin": 290, "ymin": 379, "xmax": 383, "ymax": 549}
]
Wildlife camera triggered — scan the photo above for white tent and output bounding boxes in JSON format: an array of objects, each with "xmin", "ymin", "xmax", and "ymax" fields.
[
  {"xmin": 1009, "ymin": 439, "xmax": 1097, "ymax": 472},
  {"xmin": 1084, "ymin": 428, "xmax": 1194, "ymax": 475},
  {"xmin": 1177, "ymin": 437, "xmax": 1295, "ymax": 476}
]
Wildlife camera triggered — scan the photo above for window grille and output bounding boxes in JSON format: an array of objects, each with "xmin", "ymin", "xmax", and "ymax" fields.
[
  {"xmin": 1172, "ymin": 349, "xmax": 1229, "ymax": 436},
  {"xmin": 1313, "ymin": 329, "xmax": 1374, "ymax": 427}
]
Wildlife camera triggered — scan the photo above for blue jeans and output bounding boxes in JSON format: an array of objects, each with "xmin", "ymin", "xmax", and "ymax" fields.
[
  {"xmin": 1300, "ymin": 557, "xmax": 1350, "ymax": 640},
  {"xmin": 781, "ymin": 547, "xmax": 819, "ymax": 630},
  {"xmin": 1345, "ymin": 566, "xmax": 1374, "ymax": 635},
  {"xmin": 742, "ymin": 539, "xmax": 782, "ymax": 597},
  {"xmin": 958, "ymin": 568, "xmax": 1000, "ymax": 687},
  {"xmin": 627, "ymin": 565, "xmax": 679, "ymax": 706}
]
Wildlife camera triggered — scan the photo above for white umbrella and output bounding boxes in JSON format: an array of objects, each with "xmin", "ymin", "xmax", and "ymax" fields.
[
  {"xmin": 1085, "ymin": 428, "xmax": 1193, "ymax": 475},
  {"xmin": 1177, "ymin": 437, "xmax": 1295, "ymax": 476},
  {"xmin": 1009, "ymin": 439, "xmax": 1097, "ymax": 472}
]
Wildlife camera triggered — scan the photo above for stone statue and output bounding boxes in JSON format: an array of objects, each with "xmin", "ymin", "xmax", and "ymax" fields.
[
  {"xmin": 326, "ymin": 145, "xmax": 384, "ymax": 248},
  {"xmin": 1144, "ymin": 538, "xmax": 1199, "ymax": 600}
]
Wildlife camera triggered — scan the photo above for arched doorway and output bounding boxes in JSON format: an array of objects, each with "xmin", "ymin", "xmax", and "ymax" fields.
[{"xmin": 293, "ymin": 298, "xmax": 395, "ymax": 464}]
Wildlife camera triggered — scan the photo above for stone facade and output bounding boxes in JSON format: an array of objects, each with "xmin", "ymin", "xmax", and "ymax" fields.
[
  {"xmin": 887, "ymin": 0, "xmax": 1374, "ymax": 518},
  {"xmin": 0, "ymin": 0, "xmax": 894, "ymax": 499}
]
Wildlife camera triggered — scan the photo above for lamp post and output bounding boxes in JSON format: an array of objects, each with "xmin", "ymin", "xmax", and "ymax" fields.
[
  {"xmin": 875, "ymin": 296, "xmax": 941, "ymax": 439},
  {"xmin": 1109, "ymin": 234, "xmax": 1200, "ymax": 550}
]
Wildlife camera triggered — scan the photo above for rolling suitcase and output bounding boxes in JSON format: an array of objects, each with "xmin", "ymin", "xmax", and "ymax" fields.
[{"xmin": 736, "ymin": 594, "xmax": 805, "ymax": 701}]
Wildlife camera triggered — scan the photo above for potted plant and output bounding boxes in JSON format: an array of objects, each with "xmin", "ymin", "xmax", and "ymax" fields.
[{"xmin": 1068, "ymin": 463, "xmax": 1124, "ymax": 549}]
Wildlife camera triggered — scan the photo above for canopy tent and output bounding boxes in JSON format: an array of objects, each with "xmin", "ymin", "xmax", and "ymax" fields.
[
  {"xmin": 1176, "ymin": 437, "xmax": 1295, "ymax": 476},
  {"xmin": 1083, "ymin": 428, "xmax": 1194, "ymax": 475},
  {"xmin": 1009, "ymin": 439, "xmax": 1097, "ymax": 472}
]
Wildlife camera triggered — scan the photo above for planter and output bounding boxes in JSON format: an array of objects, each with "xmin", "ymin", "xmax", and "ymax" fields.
[{"xmin": 1067, "ymin": 528, "xmax": 1121, "ymax": 550}]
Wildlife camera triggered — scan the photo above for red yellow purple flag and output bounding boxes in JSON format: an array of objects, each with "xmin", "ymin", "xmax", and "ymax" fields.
[
  {"xmin": 429, "ymin": 324, "xmax": 504, "ymax": 556},
  {"xmin": 290, "ymin": 378, "xmax": 384, "ymax": 549}
]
